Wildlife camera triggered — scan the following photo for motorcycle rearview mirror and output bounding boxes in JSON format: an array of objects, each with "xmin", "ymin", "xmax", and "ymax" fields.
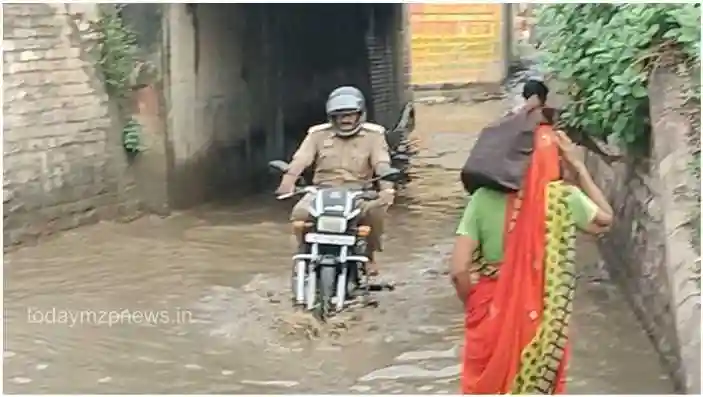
[
  {"xmin": 268, "ymin": 160, "xmax": 290, "ymax": 173},
  {"xmin": 379, "ymin": 167, "xmax": 401, "ymax": 182}
]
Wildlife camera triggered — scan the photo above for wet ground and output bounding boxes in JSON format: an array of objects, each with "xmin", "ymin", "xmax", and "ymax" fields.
[{"xmin": 3, "ymin": 98, "xmax": 673, "ymax": 394}]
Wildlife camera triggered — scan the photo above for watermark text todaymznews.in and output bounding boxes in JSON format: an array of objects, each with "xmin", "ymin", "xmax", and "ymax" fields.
[{"xmin": 26, "ymin": 307, "xmax": 194, "ymax": 328}]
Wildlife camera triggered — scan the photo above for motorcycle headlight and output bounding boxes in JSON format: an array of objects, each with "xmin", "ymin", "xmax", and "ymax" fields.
[{"xmin": 317, "ymin": 216, "xmax": 347, "ymax": 233}]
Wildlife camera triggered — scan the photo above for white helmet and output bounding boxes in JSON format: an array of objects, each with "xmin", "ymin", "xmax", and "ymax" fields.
[
  {"xmin": 326, "ymin": 92, "xmax": 364, "ymax": 137},
  {"xmin": 328, "ymin": 86, "xmax": 367, "ymax": 123}
]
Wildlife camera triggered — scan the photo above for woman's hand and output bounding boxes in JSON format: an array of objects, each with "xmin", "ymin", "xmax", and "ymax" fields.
[
  {"xmin": 450, "ymin": 236, "xmax": 478, "ymax": 306},
  {"xmin": 555, "ymin": 130, "xmax": 614, "ymax": 231},
  {"xmin": 555, "ymin": 130, "xmax": 585, "ymax": 173}
]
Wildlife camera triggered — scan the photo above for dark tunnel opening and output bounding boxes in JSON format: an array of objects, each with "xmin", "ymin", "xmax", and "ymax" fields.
[
  {"xmin": 165, "ymin": 4, "xmax": 409, "ymax": 208},
  {"xmin": 274, "ymin": 4, "xmax": 375, "ymax": 155}
]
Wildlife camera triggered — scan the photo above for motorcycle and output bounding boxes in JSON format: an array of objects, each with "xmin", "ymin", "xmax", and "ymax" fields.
[{"xmin": 269, "ymin": 160, "xmax": 401, "ymax": 321}]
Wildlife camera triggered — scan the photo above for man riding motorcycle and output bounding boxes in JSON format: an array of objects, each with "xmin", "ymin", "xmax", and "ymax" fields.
[{"xmin": 276, "ymin": 87, "xmax": 395, "ymax": 277}]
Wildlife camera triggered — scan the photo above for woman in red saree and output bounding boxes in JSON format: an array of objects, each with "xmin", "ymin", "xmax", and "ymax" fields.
[{"xmin": 450, "ymin": 96, "xmax": 614, "ymax": 394}]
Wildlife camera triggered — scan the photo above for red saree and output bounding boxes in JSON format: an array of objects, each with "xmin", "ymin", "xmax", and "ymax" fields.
[{"xmin": 461, "ymin": 124, "xmax": 574, "ymax": 394}]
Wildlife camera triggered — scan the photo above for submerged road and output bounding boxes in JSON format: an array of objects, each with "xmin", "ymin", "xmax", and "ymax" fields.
[{"xmin": 3, "ymin": 98, "xmax": 673, "ymax": 394}]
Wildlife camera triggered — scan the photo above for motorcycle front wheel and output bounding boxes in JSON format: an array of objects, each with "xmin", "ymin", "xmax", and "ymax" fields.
[{"xmin": 316, "ymin": 266, "xmax": 337, "ymax": 320}]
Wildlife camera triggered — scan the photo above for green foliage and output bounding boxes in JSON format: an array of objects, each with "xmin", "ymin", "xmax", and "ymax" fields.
[
  {"xmin": 92, "ymin": 6, "xmax": 143, "ymax": 154},
  {"xmin": 534, "ymin": 4, "xmax": 701, "ymax": 149},
  {"xmin": 122, "ymin": 118, "xmax": 142, "ymax": 153},
  {"xmin": 92, "ymin": 6, "xmax": 138, "ymax": 100},
  {"xmin": 664, "ymin": 5, "xmax": 702, "ymax": 63},
  {"xmin": 537, "ymin": 5, "xmax": 701, "ymax": 282}
]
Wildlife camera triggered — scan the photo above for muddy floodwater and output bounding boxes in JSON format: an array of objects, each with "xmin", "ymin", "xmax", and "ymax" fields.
[{"xmin": 3, "ymin": 99, "xmax": 673, "ymax": 394}]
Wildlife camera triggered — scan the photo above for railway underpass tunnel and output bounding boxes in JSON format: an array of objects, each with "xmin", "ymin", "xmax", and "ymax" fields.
[{"xmin": 166, "ymin": 4, "xmax": 409, "ymax": 208}]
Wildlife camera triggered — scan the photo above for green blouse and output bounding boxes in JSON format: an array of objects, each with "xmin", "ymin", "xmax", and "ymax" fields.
[{"xmin": 456, "ymin": 186, "xmax": 598, "ymax": 263}]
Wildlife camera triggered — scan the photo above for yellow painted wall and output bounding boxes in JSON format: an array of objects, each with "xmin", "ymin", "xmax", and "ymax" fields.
[{"xmin": 410, "ymin": 4, "xmax": 506, "ymax": 86}]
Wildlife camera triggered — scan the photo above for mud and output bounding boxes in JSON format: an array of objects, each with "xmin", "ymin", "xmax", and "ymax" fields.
[{"xmin": 3, "ymin": 98, "xmax": 673, "ymax": 394}]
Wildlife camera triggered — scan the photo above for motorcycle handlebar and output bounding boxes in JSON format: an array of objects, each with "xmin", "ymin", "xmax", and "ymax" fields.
[
  {"xmin": 276, "ymin": 186, "xmax": 379, "ymax": 201},
  {"xmin": 276, "ymin": 186, "xmax": 317, "ymax": 200}
]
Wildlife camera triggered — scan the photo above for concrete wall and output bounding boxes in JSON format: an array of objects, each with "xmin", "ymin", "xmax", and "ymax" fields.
[
  {"xmin": 165, "ymin": 4, "xmax": 289, "ymax": 207},
  {"xmin": 165, "ymin": 4, "xmax": 252, "ymax": 207},
  {"xmin": 3, "ymin": 4, "xmax": 140, "ymax": 248},
  {"xmin": 584, "ymin": 66, "xmax": 701, "ymax": 394},
  {"xmin": 117, "ymin": 4, "xmax": 171, "ymax": 216},
  {"xmin": 165, "ymin": 4, "xmax": 410, "ymax": 208}
]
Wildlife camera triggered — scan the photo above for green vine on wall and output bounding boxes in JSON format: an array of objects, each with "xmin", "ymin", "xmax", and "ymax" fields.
[
  {"xmin": 535, "ymin": 4, "xmax": 701, "ymax": 288},
  {"xmin": 534, "ymin": 4, "xmax": 701, "ymax": 149},
  {"xmin": 91, "ymin": 5, "xmax": 143, "ymax": 154}
]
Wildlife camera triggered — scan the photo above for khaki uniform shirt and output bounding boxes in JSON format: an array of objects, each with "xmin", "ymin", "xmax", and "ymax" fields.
[{"xmin": 289, "ymin": 122, "xmax": 391, "ymax": 186}]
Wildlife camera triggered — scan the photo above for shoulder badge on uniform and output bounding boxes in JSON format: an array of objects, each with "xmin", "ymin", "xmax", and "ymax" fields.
[
  {"xmin": 361, "ymin": 122, "xmax": 386, "ymax": 134},
  {"xmin": 308, "ymin": 123, "xmax": 332, "ymax": 134}
]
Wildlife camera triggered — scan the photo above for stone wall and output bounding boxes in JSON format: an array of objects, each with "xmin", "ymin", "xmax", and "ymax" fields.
[
  {"xmin": 584, "ymin": 66, "xmax": 701, "ymax": 393},
  {"xmin": 3, "ymin": 4, "xmax": 140, "ymax": 248}
]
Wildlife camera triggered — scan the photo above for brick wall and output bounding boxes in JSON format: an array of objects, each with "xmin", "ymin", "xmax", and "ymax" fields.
[
  {"xmin": 366, "ymin": 4, "xmax": 409, "ymax": 130},
  {"xmin": 584, "ymin": 66, "xmax": 701, "ymax": 394},
  {"xmin": 3, "ymin": 4, "xmax": 139, "ymax": 247}
]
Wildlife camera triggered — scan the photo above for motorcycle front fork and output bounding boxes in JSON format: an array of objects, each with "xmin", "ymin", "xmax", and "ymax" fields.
[
  {"xmin": 293, "ymin": 260, "xmax": 348, "ymax": 312},
  {"xmin": 292, "ymin": 235, "xmax": 368, "ymax": 312},
  {"xmin": 294, "ymin": 260, "xmax": 307, "ymax": 306}
]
